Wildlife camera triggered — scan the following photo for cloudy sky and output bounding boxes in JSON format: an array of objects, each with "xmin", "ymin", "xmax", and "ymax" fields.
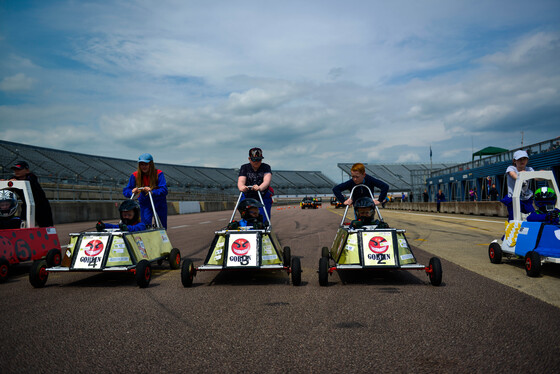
[{"xmin": 1, "ymin": 0, "xmax": 559, "ymax": 181}]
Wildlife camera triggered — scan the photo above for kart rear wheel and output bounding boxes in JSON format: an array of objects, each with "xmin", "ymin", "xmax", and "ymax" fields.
[
  {"xmin": 291, "ymin": 257, "xmax": 302, "ymax": 286},
  {"xmin": 169, "ymin": 248, "xmax": 181, "ymax": 270},
  {"xmin": 135, "ymin": 260, "xmax": 152, "ymax": 288},
  {"xmin": 488, "ymin": 243, "xmax": 502, "ymax": 264},
  {"xmin": 321, "ymin": 246, "xmax": 329, "ymax": 259},
  {"xmin": 525, "ymin": 251, "xmax": 541, "ymax": 277},
  {"xmin": 283, "ymin": 246, "xmax": 291, "ymax": 267},
  {"xmin": 0, "ymin": 258, "xmax": 9, "ymax": 283},
  {"xmin": 318, "ymin": 257, "xmax": 329, "ymax": 287},
  {"xmin": 428, "ymin": 257, "xmax": 442, "ymax": 286},
  {"xmin": 29, "ymin": 260, "xmax": 48, "ymax": 288},
  {"xmin": 46, "ymin": 248, "xmax": 62, "ymax": 267},
  {"xmin": 181, "ymin": 259, "xmax": 196, "ymax": 288}
]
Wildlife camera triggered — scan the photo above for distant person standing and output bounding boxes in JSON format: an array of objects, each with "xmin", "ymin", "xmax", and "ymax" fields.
[
  {"xmin": 489, "ymin": 184, "xmax": 499, "ymax": 201},
  {"xmin": 10, "ymin": 160, "xmax": 53, "ymax": 227},
  {"xmin": 423, "ymin": 189, "xmax": 429, "ymax": 202},
  {"xmin": 123, "ymin": 153, "xmax": 168, "ymax": 229},
  {"xmin": 436, "ymin": 189, "xmax": 445, "ymax": 212},
  {"xmin": 237, "ymin": 147, "xmax": 273, "ymax": 223}
]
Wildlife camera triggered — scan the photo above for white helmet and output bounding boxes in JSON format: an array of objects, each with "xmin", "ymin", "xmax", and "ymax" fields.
[{"xmin": 0, "ymin": 190, "xmax": 18, "ymax": 218}]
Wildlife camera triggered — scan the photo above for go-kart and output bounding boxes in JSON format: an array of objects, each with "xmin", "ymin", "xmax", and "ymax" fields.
[
  {"xmin": 0, "ymin": 180, "xmax": 62, "ymax": 283},
  {"xmin": 488, "ymin": 171, "xmax": 560, "ymax": 277},
  {"xmin": 318, "ymin": 185, "xmax": 443, "ymax": 286},
  {"xmin": 30, "ymin": 190, "xmax": 181, "ymax": 288},
  {"xmin": 181, "ymin": 189, "xmax": 301, "ymax": 287}
]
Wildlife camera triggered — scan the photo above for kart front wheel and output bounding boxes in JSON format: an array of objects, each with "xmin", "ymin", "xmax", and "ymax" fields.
[
  {"xmin": 29, "ymin": 260, "xmax": 48, "ymax": 288},
  {"xmin": 318, "ymin": 257, "xmax": 329, "ymax": 286},
  {"xmin": 525, "ymin": 251, "xmax": 541, "ymax": 277},
  {"xmin": 488, "ymin": 242, "xmax": 502, "ymax": 264},
  {"xmin": 181, "ymin": 259, "xmax": 196, "ymax": 287},
  {"xmin": 169, "ymin": 248, "xmax": 181, "ymax": 270},
  {"xmin": 428, "ymin": 257, "xmax": 442, "ymax": 286},
  {"xmin": 283, "ymin": 246, "xmax": 291, "ymax": 267},
  {"xmin": 0, "ymin": 258, "xmax": 9, "ymax": 283},
  {"xmin": 46, "ymin": 248, "xmax": 62, "ymax": 267},
  {"xmin": 291, "ymin": 257, "xmax": 302, "ymax": 286},
  {"xmin": 321, "ymin": 246, "xmax": 329, "ymax": 259},
  {"xmin": 135, "ymin": 260, "xmax": 152, "ymax": 288}
]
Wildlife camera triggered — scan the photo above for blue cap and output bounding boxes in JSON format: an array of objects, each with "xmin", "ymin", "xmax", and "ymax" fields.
[{"xmin": 138, "ymin": 153, "xmax": 153, "ymax": 163}]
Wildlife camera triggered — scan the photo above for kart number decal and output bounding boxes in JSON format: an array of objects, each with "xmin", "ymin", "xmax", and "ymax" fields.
[
  {"xmin": 227, "ymin": 235, "xmax": 258, "ymax": 267},
  {"xmin": 231, "ymin": 238, "xmax": 250, "ymax": 256},
  {"xmin": 362, "ymin": 232, "xmax": 396, "ymax": 266},
  {"xmin": 369, "ymin": 236, "xmax": 389, "ymax": 254},
  {"xmin": 85, "ymin": 240, "xmax": 104, "ymax": 257}
]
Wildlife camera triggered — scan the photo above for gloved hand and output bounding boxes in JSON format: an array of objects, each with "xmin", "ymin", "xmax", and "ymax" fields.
[
  {"xmin": 377, "ymin": 221, "xmax": 389, "ymax": 228},
  {"xmin": 96, "ymin": 221, "xmax": 105, "ymax": 232},
  {"xmin": 227, "ymin": 221, "xmax": 240, "ymax": 230},
  {"xmin": 350, "ymin": 220, "xmax": 363, "ymax": 229},
  {"xmin": 545, "ymin": 211, "xmax": 559, "ymax": 225},
  {"xmin": 119, "ymin": 222, "xmax": 128, "ymax": 231}
]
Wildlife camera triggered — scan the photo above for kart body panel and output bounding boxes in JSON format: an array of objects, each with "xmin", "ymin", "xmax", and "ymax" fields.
[{"xmin": 49, "ymin": 228, "xmax": 173, "ymax": 272}]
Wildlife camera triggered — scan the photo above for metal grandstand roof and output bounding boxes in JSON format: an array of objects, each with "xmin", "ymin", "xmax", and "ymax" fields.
[{"xmin": 0, "ymin": 140, "xmax": 335, "ymax": 195}]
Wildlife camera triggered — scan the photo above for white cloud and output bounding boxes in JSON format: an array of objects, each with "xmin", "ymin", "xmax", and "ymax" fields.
[{"xmin": 0, "ymin": 73, "xmax": 34, "ymax": 91}]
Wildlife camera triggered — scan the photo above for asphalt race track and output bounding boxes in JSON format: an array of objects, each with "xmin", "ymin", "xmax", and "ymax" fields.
[{"xmin": 1, "ymin": 205, "xmax": 560, "ymax": 373}]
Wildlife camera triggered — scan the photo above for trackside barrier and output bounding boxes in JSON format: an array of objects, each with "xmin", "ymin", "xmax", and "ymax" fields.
[{"xmin": 384, "ymin": 201, "xmax": 508, "ymax": 217}]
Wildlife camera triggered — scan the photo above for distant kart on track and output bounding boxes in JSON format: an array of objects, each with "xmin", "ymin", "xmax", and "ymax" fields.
[
  {"xmin": 318, "ymin": 185, "xmax": 442, "ymax": 286},
  {"xmin": 181, "ymin": 188, "xmax": 301, "ymax": 287},
  {"xmin": 488, "ymin": 171, "xmax": 560, "ymax": 277},
  {"xmin": 30, "ymin": 190, "xmax": 181, "ymax": 288}
]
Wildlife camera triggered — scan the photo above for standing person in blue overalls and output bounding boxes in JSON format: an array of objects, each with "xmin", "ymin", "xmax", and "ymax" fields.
[
  {"xmin": 123, "ymin": 153, "xmax": 168, "ymax": 229},
  {"xmin": 237, "ymin": 147, "xmax": 273, "ymax": 224}
]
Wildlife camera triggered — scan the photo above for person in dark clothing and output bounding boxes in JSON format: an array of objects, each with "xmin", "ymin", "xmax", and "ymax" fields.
[
  {"xmin": 332, "ymin": 163, "xmax": 389, "ymax": 206},
  {"xmin": 10, "ymin": 160, "xmax": 53, "ymax": 227},
  {"xmin": 436, "ymin": 189, "xmax": 445, "ymax": 212},
  {"xmin": 238, "ymin": 147, "xmax": 273, "ymax": 223},
  {"xmin": 489, "ymin": 184, "xmax": 499, "ymax": 201},
  {"xmin": 423, "ymin": 189, "xmax": 429, "ymax": 202}
]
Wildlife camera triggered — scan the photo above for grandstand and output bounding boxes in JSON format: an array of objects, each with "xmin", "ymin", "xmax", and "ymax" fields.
[
  {"xmin": 337, "ymin": 162, "xmax": 454, "ymax": 199},
  {"xmin": 426, "ymin": 137, "xmax": 560, "ymax": 202},
  {"xmin": 0, "ymin": 140, "xmax": 335, "ymax": 199}
]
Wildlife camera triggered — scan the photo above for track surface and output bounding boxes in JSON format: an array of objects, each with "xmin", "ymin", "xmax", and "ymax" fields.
[{"xmin": 2, "ymin": 205, "xmax": 560, "ymax": 373}]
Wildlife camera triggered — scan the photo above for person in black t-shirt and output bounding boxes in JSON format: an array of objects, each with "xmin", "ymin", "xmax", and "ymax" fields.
[{"xmin": 237, "ymin": 147, "xmax": 273, "ymax": 223}]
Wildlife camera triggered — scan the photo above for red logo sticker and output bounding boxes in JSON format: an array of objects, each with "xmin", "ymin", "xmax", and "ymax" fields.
[
  {"xmin": 85, "ymin": 240, "xmax": 104, "ymax": 257},
  {"xmin": 231, "ymin": 238, "xmax": 250, "ymax": 256},
  {"xmin": 368, "ymin": 236, "xmax": 389, "ymax": 254}
]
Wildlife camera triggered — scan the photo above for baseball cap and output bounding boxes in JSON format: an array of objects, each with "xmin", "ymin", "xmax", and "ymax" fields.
[
  {"xmin": 138, "ymin": 153, "xmax": 154, "ymax": 163},
  {"xmin": 11, "ymin": 160, "xmax": 29, "ymax": 170},
  {"xmin": 513, "ymin": 150, "xmax": 529, "ymax": 160},
  {"xmin": 249, "ymin": 147, "xmax": 263, "ymax": 161}
]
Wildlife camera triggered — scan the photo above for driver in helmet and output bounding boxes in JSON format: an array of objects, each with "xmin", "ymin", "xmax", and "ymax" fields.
[
  {"xmin": 527, "ymin": 187, "xmax": 560, "ymax": 225},
  {"xmin": 0, "ymin": 190, "xmax": 23, "ymax": 229},
  {"xmin": 228, "ymin": 198, "xmax": 267, "ymax": 229},
  {"xmin": 350, "ymin": 197, "xmax": 389, "ymax": 229},
  {"xmin": 96, "ymin": 200, "xmax": 147, "ymax": 232}
]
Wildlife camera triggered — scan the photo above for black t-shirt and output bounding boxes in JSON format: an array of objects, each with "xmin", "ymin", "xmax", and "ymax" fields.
[
  {"xmin": 239, "ymin": 163, "xmax": 272, "ymax": 186},
  {"xmin": 239, "ymin": 163, "xmax": 272, "ymax": 198}
]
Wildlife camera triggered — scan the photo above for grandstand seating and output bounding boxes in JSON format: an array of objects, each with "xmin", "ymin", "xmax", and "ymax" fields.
[{"xmin": 0, "ymin": 140, "xmax": 335, "ymax": 197}]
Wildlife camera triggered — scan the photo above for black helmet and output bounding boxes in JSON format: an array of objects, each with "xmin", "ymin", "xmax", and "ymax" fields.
[
  {"xmin": 354, "ymin": 197, "xmax": 375, "ymax": 209},
  {"xmin": 0, "ymin": 190, "xmax": 18, "ymax": 218},
  {"xmin": 534, "ymin": 187, "xmax": 557, "ymax": 212},
  {"xmin": 119, "ymin": 199, "xmax": 141, "ymax": 224},
  {"xmin": 238, "ymin": 198, "xmax": 263, "ymax": 220},
  {"xmin": 354, "ymin": 197, "xmax": 375, "ymax": 223}
]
